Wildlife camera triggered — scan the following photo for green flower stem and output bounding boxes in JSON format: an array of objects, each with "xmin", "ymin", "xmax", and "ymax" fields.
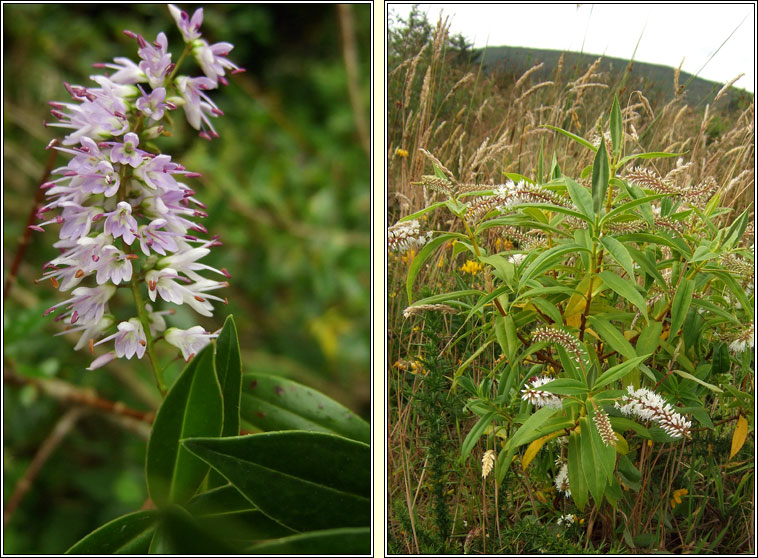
[
  {"xmin": 129, "ymin": 276, "xmax": 167, "ymax": 395},
  {"xmin": 167, "ymin": 41, "xmax": 193, "ymax": 83}
]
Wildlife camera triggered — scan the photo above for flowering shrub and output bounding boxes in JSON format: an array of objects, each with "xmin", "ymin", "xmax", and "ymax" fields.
[
  {"xmin": 396, "ymin": 96, "xmax": 754, "ymax": 515},
  {"xmin": 27, "ymin": 6, "xmax": 369, "ymax": 553}
]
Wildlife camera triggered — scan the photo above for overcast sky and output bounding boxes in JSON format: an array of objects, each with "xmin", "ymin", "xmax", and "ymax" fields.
[{"xmin": 388, "ymin": 3, "xmax": 755, "ymax": 93}]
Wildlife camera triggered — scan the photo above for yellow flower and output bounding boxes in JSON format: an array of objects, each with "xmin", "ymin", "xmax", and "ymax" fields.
[
  {"xmin": 410, "ymin": 360, "xmax": 426, "ymax": 375},
  {"xmin": 437, "ymin": 257, "xmax": 446, "ymax": 268},
  {"xmin": 670, "ymin": 488, "xmax": 688, "ymax": 508},
  {"xmin": 395, "ymin": 148, "xmax": 409, "ymax": 158},
  {"xmin": 459, "ymin": 260, "xmax": 483, "ymax": 275},
  {"xmin": 401, "ymin": 249, "xmax": 416, "ymax": 264}
]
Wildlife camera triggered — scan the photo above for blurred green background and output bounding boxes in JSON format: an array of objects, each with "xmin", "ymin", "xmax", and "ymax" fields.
[{"xmin": 3, "ymin": 4, "xmax": 370, "ymax": 553}]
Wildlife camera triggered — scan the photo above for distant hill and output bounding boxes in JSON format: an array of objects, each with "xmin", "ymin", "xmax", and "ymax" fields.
[{"xmin": 475, "ymin": 45, "xmax": 753, "ymax": 112}]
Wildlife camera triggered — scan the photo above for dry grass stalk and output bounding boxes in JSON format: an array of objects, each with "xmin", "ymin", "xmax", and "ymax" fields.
[
  {"xmin": 515, "ymin": 81, "xmax": 554, "ymax": 104},
  {"xmin": 714, "ymin": 73, "xmax": 745, "ymax": 105},
  {"xmin": 513, "ymin": 62, "xmax": 544, "ymax": 91},
  {"xmin": 403, "ymin": 43, "xmax": 428, "ymax": 108},
  {"xmin": 418, "ymin": 148, "xmax": 457, "ymax": 183}
]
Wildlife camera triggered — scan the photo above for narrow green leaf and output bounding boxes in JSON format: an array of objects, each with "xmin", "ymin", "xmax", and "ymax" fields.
[
  {"xmin": 183, "ymin": 432, "xmax": 370, "ymax": 532},
  {"xmin": 537, "ymin": 140, "xmax": 545, "ymax": 184},
  {"xmin": 592, "ymin": 138, "xmax": 610, "ymax": 214},
  {"xmin": 550, "ymin": 150, "xmax": 562, "ymax": 179},
  {"xmin": 538, "ymin": 378, "xmax": 589, "ymax": 395},
  {"xmin": 617, "ymin": 454, "xmax": 642, "ymax": 491},
  {"xmin": 564, "ymin": 177, "xmax": 595, "ymax": 221},
  {"xmin": 600, "ymin": 236, "xmax": 635, "ymax": 279},
  {"xmin": 241, "ymin": 374, "xmax": 370, "ymax": 444},
  {"xmin": 598, "ymin": 270, "xmax": 648, "ymax": 320},
  {"xmin": 479, "ymin": 254, "xmax": 514, "ymax": 284},
  {"xmin": 543, "ymin": 124, "xmax": 597, "ymax": 152},
  {"xmin": 722, "ymin": 206, "xmax": 752, "ymax": 249},
  {"xmin": 588, "ymin": 315, "xmax": 637, "ymax": 360},
  {"xmin": 609, "ymin": 416, "xmax": 652, "ymax": 439},
  {"xmin": 587, "ymin": 407, "xmax": 617, "ymax": 480},
  {"xmin": 673, "ymin": 369, "xmax": 723, "ymax": 393},
  {"xmin": 568, "ymin": 430, "xmax": 588, "ymax": 512},
  {"xmin": 579, "ymin": 416, "xmax": 607, "ymax": 504},
  {"xmin": 506, "ymin": 406, "xmax": 560, "ymax": 451},
  {"xmin": 670, "ymin": 278, "xmax": 695, "ymax": 336},
  {"xmin": 519, "ymin": 243, "xmax": 584, "ymax": 290},
  {"xmin": 245, "ymin": 527, "xmax": 370, "ymax": 555},
  {"xmin": 626, "ymin": 245, "xmax": 667, "ymax": 288},
  {"xmin": 636, "ymin": 321, "xmax": 663, "ymax": 358},
  {"xmin": 610, "ymin": 95, "xmax": 623, "ymax": 157},
  {"xmin": 593, "ymin": 355, "xmax": 649, "ymax": 390},
  {"xmin": 601, "ymin": 193, "xmax": 669, "ymax": 224},
  {"xmin": 66, "ymin": 511, "xmax": 157, "ymax": 555},
  {"xmin": 406, "ymin": 233, "xmax": 463, "ymax": 303},
  {"xmin": 530, "ymin": 297, "xmax": 563, "ymax": 325},
  {"xmin": 187, "ymin": 484, "xmax": 257, "ymax": 516},
  {"xmin": 215, "ymin": 316, "xmax": 242, "ymax": 437},
  {"xmin": 146, "ymin": 346, "xmax": 223, "ymax": 507},
  {"xmin": 461, "ymin": 411, "xmax": 498, "ymax": 462},
  {"xmin": 188, "ymin": 487, "xmax": 297, "ymax": 543},
  {"xmin": 156, "ymin": 504, "xmax": 239, "ymax": 554},
  {"xmin": 504, "ymin": 314, "xmax": 519, "ymax": 361},
  {"xmin": 516, "ymin": 202, "xmax": 593, "ymax": 224},
  {"xmin": 397, "ymin": 200, "xmax": 449, "ymax": 223},
  {"xmin": 618, "ymin": 151, "xmax": 684, "ymax": 167}
]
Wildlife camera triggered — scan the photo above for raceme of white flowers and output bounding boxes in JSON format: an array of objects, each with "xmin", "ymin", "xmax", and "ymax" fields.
[
  {"xmin": 387, "ymin": 219, "xmax": 433, "ymax": 253},
  {"xmin": 615, "ymin": 385, "xmax": 692, "ymax": 439},
  {"xmin": 34, "ymin": 5, "xmax": 243, "ymax": 369},
  {"xmin": 520, "ymin": 375, "xmax": 562, "ymax": 409}
]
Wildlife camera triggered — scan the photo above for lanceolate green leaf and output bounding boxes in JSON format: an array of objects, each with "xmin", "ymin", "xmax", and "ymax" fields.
[
  {"xmin": 670, "ymin": 278, "xmax": 695, "ymax": 336},
  {"xmin": 592, "ymin": 138, "xmax": 610, "ymax": 214},
  {"xmin": 519, "ymin": 243, "xmax": 585, "ymax": 290},
  {"xmin": 617, "ymin": 151, "xmax": 684, "ymax": 167},
  {"xmin": 598, "ymin": 270, "xmax": 648, "ymax": 320},
  {"xmin": 601, "ymin": 193, "xmax": 668, "ymax": 224},
  {"xmin": 406, "ymin": 233, "xmax": 465, "ymax": 303},
  {"xmin": 593, "ymin": 355, "xmax": 649, "ymax": 390},
  {"xmin": 66, "ymin": 511, "xmax": 157, "ymax": 555},
  {"xmin": 600, "ymin": 236, "xmax": 635, "ymax": 280},
  {"xmin": 543, "ymin": 124, "xmax": 598, "ymax": 152},
  {"xmin": 564, "ymin": 177, "xmax": 595, "ymax": 221},
  {"xmin": 461, "ymin": 411, "xmax": 498, "ymax": 462},
  {"xmin": 215, "ymin": 316, "xmax": 242, "ymax": 437},
  {"xmin": 245, "ymin": 527, "xmax": 371, "ymax": 555},
  {"xmin": 240, "ymin": 374, "xmax": 370, "ymax": 443},
  {"xmin": 183, "ymin": 432, "xmax": 370, "ymax": 532},
  {"xmin": 146, "ymin": 346, "xmax": 223, "ymax": 507},
  {"xmin": 505, "ymin": 406, "xmax": 560, "ymax": 451},
  {"xmin": 610, "ymin": 95, "xmax": 623, "ymax": 157},
  {"xmin": 588, "ymin": 315, "xmax": 637, "ymax": 360},
  {"xmin": 538, "ymin": 378, "xmax": 589, "ymax": 395},
  {"xmin": 568, "ymin": 430, "xmax": 588, "ymax": 512},
  {"xmin": 579, "ymin": 415, "xmax": 608, "ymax": 504}
]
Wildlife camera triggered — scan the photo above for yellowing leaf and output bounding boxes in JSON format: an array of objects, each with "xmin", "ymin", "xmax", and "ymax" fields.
[
  {"xmin": 730, "ymin": 415, "xmax": 749, "ymax": 459},
  {"xmin": 484, "ymin": 424, "xmax": 509, "ymax": 440},
  {"xmin": 563, "ymin": 276, "xmax": 603, "ymax": 326},
  {"xmin": 522, "ymin": 432, "xmax": 561, "ymax": 470},
  {"xmin": 614, "ymin": 433, "xmax": 629, "ymax": 455}
]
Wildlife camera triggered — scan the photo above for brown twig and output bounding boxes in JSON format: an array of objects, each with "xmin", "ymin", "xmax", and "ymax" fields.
[
  {"xmin": 337, "ymin": 4, "xmax": 369, "ymax": 159},
  {"xmin": 4, "ymin": 368, "xmax": 155, "ymax": 424},
  {"xmin": 4, "ymin": 144, "xmax": 58, "ymax": 301},
  {"xmin": 4, "ymin": 407, "xmax": 86, "ymax": 527}
]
